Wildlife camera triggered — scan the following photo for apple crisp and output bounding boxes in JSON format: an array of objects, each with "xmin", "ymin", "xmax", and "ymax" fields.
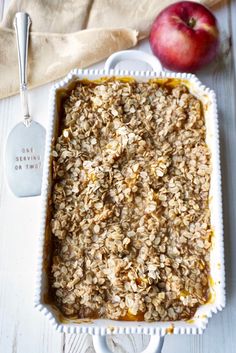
[{"xmin": 50, "ymin": 78, "xmax": 211, "ymax": 321}]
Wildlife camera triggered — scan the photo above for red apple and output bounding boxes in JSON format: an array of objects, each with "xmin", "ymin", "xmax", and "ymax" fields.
[{"xmin": 149, "ymin": 1, "xmax": 219, "ymax": 72}]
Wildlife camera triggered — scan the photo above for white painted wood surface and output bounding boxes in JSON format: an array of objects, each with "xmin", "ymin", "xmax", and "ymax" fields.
[{"xmin": 0, "ymin": 1, "xmax": 235, "ymax": 352}]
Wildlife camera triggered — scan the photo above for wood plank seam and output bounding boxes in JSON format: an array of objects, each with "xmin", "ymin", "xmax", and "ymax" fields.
[
  {"xmin": 229, "ymin": 0, "xmax": 236, "ymax": 81},
  {"xmin": 0, "ymin": 1, "xmax": 235, "ymax": 353},
  {"xmin": 0, "ymin": 0, "xmax": 5, "ymax": 21}
]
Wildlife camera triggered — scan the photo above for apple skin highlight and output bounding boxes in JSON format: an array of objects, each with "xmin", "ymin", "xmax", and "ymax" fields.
[{"xmin": 150, "ymin": 1, "xmax": 220, "ymax": 72}]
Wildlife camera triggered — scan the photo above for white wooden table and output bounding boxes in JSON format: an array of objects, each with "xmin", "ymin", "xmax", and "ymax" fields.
[{"xmin": 0, "ymin": 1, "xmax": 235, "ymax": 352}]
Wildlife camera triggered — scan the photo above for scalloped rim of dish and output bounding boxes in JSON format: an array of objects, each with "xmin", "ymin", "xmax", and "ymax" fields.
[{"xmin": 34, "ymin": 68, "xmax": 225, "ymax": 336}]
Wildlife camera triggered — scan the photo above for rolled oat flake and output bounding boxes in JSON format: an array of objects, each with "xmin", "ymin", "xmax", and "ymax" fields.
[{"xmin": 5, "ymin": 13, "xmax": 45, "ymax": 197}]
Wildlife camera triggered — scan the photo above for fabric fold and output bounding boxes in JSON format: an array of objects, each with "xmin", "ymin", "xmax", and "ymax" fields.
[{"xmin": 0, "ymin": 27, "xmax": 137, "ymax": 99}]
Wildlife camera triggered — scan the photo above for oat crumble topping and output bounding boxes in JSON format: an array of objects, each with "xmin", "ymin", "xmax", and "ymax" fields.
[{"xmin": 50, "ymin": 78, "xmax": 211, "ymax": 321}]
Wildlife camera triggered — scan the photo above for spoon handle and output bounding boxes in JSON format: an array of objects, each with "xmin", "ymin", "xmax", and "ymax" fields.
[{"xmin": 14, "ymin": 12, "xmax": 31, "ymax": 127}]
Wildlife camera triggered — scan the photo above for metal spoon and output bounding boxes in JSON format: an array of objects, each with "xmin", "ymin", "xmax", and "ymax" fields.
[{"xmin": 5, "ymin": 12, "xmax": 46, "ymax": 197}]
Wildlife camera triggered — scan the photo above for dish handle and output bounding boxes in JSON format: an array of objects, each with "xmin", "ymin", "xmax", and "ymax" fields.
[
  {"xmin": 104, "ymin": 50, "xmax": 162, "ymax": 72},
  {"xmin": 92, "ymin": 334, "xmax": 165, "ymax": 353}
]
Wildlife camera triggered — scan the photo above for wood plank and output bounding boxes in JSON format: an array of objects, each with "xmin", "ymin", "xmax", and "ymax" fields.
[
  {"xmin": 0, "ymin": 2, "xmax": 64, "ymax": 352},
  {"xmin": 0, "ymin": 0, "xmax": 4, "ymax": 21},
  {"xmin": 0, "ymin": 89, "xmax": 64, "ymax": 353},
  {"xmin": 230, "ymin": 0, "xmax": 236, "ymax": 76},
  {"xmin": 64, "ymin": 333, "xmax": 152, "ymax": 353},
  {"xmin": 0, "ymin": 0, "xmax": 235, "ymax": 353},
  {"xmin": 193, "ymin": 0, "xmax": 236, "ymax": 352}
]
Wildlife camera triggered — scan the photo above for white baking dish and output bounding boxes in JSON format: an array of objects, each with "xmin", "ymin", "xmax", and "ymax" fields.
[{"xmin": 34, "ymin": 51, "xmax": 225, "ymax": 353}]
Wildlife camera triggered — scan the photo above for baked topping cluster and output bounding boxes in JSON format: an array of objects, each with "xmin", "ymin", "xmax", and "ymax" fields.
[{"xmin": 50, "ymin": 78, "xmax": 211, "ymax": 321}]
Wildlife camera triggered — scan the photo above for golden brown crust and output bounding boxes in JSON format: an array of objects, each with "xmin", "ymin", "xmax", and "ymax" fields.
[{"xmin": 50, "ymin": 78, "xmax": 211, "ymax": 321}]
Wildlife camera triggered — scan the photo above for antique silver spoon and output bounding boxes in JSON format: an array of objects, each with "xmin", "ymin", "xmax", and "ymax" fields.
[{"xmin": 5, "ymin": 12, "xmax": 45, "ymax": 197}]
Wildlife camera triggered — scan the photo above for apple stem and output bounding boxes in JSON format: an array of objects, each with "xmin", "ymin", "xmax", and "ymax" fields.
[{"xmin": 188, "ymin": 17, "xmax": 196, "ymax": 28}]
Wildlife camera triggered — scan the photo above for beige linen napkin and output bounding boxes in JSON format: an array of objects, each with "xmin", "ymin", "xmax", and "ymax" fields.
[{"xmin": 0, "ymin": 0, "xmax": 222, "ymax": 99}]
